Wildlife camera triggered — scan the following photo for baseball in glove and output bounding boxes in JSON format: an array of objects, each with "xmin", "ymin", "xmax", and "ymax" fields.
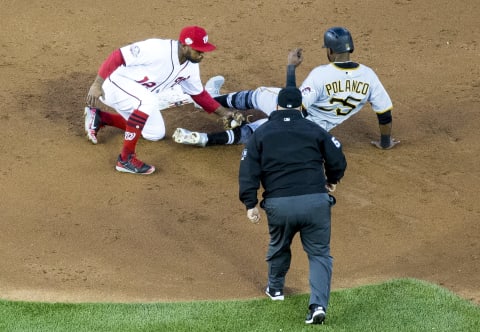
[{"xmin": 222, "ymin": 111, "xmax": 248, "ymax": 130}]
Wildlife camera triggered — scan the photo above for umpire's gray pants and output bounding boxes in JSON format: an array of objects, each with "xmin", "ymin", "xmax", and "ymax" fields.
[{"xmin": 262, "ymin": 193, "xmax": 335, "ymax": 310}]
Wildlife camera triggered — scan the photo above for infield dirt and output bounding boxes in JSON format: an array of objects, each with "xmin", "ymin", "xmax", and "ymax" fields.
[{"xmin": 1, "ymin": 0, "xmax": 479, "ymax": 304}]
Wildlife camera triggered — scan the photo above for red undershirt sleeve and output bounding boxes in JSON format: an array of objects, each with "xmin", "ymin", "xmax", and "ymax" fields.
[
  {"xmin": 190, "ymin": 90, "xmax": 221, "ymax": 113},
  {"xmin": 98, "ymin": 49, "xmax": 125, "ymax": 79}
]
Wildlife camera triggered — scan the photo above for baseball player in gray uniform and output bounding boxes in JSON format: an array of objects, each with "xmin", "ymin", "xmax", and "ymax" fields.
[
  {"xmin": 84, "ymin": 26, "xmax": 233, "ymax": 174},
  {"xmin": 173, "ymin": 27, "xmax": 399, "ymax": 150}
]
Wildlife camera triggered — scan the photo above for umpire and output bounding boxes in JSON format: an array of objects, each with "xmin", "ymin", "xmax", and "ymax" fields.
[{"xmin": 238, "ymin": 50, "xmax": 347, "ymax": 324}]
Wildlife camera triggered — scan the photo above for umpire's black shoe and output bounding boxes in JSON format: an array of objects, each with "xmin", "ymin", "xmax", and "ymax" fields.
[
  {"xmin": 265, "ymin": 287, "xmax": 284, "ymax": 301},
  {"xmin": 305, "ymin": 304, "xmax": 326, "ymax": 324}
]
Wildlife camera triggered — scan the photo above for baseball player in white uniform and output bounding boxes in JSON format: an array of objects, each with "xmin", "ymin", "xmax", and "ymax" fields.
[
  {"xmin": 85, "ymin": 26, "xmax": 233, "ymax": 174},
  {"xmin": 173, "ymin": 27, "xmax": 399, "ymax": 150}
]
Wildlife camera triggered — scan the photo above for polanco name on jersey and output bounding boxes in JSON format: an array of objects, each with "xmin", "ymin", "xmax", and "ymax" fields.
[{"xmin": 325, "ymin": 80, "xmax": 370, "ymax": 96}]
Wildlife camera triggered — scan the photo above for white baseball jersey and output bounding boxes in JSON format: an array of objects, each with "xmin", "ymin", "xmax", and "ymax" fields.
[
  {"xmin": 246, "ymin": 62, "xmax": 392, "ymax": 132},
  {"xmin": 116, "ymin": 39, "xmax": 203, "ymax": 96},
  {"xmin": 101, "ymin": 39, "xmax": 202, "ymax": 140},
  {"xmin": 300, "ymin": 62, "xmax": 392, "ymax": 131}
]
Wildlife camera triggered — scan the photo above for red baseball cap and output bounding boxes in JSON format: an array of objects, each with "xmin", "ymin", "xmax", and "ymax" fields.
[{"xmin": 179, "ymin": 26, "xmax": 216, "ymax": 52}]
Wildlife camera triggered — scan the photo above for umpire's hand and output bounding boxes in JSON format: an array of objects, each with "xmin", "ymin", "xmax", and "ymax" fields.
[{"xmin": 247, "ymin": 207, "xmax": 260, "ymax": 224}]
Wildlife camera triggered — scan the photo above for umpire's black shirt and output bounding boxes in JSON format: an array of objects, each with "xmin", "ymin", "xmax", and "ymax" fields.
[{"xmin": 239, "ymin": 109, "xmax": 347, "ymax": 209}]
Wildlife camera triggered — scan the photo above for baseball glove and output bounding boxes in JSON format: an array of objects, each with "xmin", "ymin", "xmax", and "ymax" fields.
[{"xmin": 222, "ymin": 111, "xmax": 248, "ymax": 130}]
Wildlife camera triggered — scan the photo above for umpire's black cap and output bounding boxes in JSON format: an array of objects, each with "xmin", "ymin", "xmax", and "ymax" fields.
[{"xmin": 277, "ymin": 87, "xmax": 302, "ymax": 109}]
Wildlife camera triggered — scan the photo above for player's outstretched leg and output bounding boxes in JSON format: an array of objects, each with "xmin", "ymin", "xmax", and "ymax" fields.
[
  {"xmin": 172, "ymin": 126, "xmax": 245, "ymax": 147},
  {"xmin": 214, "ymin": 90, "xmax": 255, "ymax": 110},
  {"xmin": 172, "ymin": 128, "xmax": 208, "ymax": 147}
]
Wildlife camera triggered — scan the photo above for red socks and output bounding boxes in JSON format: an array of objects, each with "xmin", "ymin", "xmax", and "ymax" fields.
[
  {"xmin": 98, "ymin": 111, "xmax": 126, "ymax": 130},
  {"xmin": 120, "ymin": 110, "xmax": 149, "ymax": 160}
]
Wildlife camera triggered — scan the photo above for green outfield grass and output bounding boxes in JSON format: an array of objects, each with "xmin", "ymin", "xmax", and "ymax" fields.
[{"xmin": 0, "ymin": 278, "xmax": 478, "ymax": 331}]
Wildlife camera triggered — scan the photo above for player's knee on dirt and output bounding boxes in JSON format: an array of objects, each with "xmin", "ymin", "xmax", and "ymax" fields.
[
  {"xmin": 140, "ymin": 105, "xmax": 166, "ymax": 141},
  {"xmin": 142, "ymin": 125, "xmax": 166, "ymax": 141}
]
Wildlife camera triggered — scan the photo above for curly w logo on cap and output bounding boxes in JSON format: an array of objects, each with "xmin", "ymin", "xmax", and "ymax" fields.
[{"xmin": 179, "ymin": 26, "xmax": 216, "ymax": 52}]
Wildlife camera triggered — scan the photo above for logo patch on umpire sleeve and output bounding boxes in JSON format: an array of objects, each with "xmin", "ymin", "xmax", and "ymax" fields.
[{"xmin": 241, "ymin": 148, "xmax": 248, "ymax": 161}]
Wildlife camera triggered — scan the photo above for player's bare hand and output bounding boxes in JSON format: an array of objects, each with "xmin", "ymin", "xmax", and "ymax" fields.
[
  {"xmin": 288, "ymin": 48, "xmax": 303, "ymax": 67},
  {"xmin": 371, "ymin": 138, "xmax": 400, "ymax": 150},
  {"xmin": 86, "ymin": 83, "xmax": 104, "ymax": 107},
  {"xmin": 86, "ymin": 75, "xmax": 105, "ymax": 107}
]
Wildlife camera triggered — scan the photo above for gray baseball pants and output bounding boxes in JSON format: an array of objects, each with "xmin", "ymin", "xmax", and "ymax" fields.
[{"xmin": 262, "ymin": 193, "xmax": 335, "ymax": 310}]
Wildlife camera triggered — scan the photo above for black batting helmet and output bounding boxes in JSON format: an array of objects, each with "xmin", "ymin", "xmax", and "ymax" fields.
[{"xmin": 323, "ymin": 27, "xmax": 354, "ymax": 53}]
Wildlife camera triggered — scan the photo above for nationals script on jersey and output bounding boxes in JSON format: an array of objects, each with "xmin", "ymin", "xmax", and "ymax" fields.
[
  {"xmin": 114, "ymin": 39, "xmax": 204, "ymax": 97},
  {"xmin": 300, "ymin": 62, "xmax": 392, "ymax": 131}
]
